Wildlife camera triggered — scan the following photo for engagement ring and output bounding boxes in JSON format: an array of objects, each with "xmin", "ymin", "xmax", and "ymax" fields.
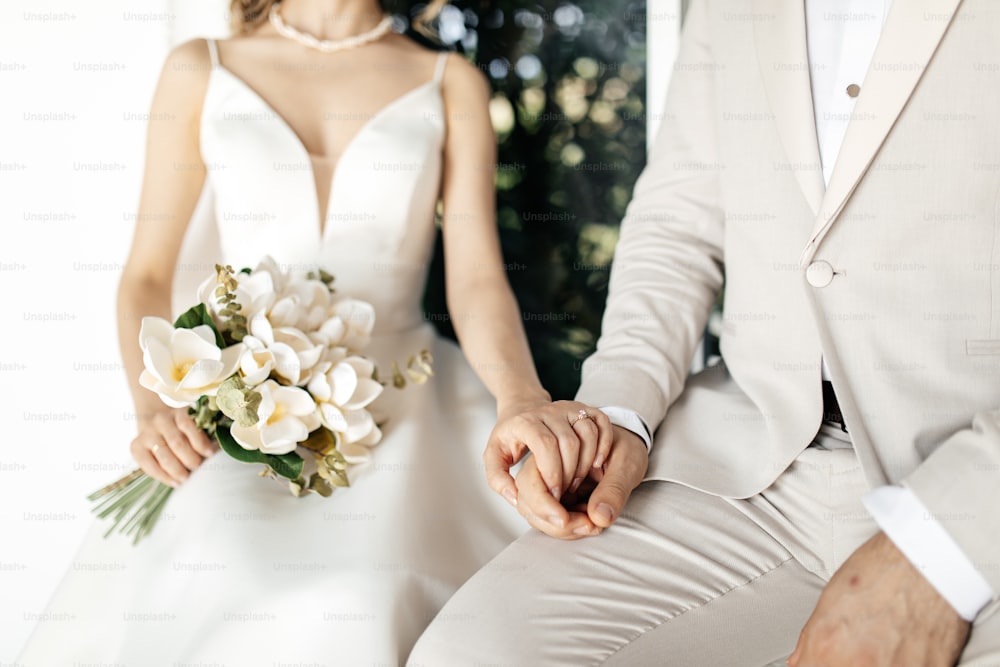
[{"xmin": 570, "ymin": 409, "xmax": 594, "ymax": 426}]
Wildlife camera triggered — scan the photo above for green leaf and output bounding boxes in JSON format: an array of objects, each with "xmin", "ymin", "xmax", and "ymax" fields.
[
  {"xmin": 188, "ymin": 395, "xmax": 221, "ymax": 435},
  {"xmin": 268, "ymin": 451, "xmax": 304, "ymax": 480},
  {"xmin": 216, "ymin": 427, "xmax": 304, "ymax": 481},
  {"xmin": 173, "ymin": 303, "xmax": 225, "ymax": 348},
  {"xmin": 216, "ymin": 376, "xmax": 261, "ymax": 427},
  {"xmin": 216, "ymin": 425, "xmax": 269, "ymax": 464}
]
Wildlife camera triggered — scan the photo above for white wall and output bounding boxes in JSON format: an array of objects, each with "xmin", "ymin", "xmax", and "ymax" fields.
[{"xmin": 0, "ymin": 1, "xmax": 226, "ymax": 658}]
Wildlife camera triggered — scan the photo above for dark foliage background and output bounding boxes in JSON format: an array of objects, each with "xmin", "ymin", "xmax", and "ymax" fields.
[{"xmin": 390, "ymin": 0, "xmax": 649, "ymax": 399}]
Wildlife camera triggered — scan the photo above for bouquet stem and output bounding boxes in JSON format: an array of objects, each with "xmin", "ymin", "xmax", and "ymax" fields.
[{"xmin": 88, "ymin": 468, "xmax": 173, "ymax": 545}]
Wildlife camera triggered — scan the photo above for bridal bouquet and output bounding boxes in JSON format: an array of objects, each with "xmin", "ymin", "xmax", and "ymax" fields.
[{"xmin": 89, "ymin": 257, "xmax": 432, "ymax": 544}]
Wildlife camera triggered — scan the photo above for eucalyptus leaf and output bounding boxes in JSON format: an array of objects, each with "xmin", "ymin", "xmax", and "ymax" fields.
[
  {"xmin": 391, "ymin": 361, "xmax": 406, "ymax": 389},
  {"xmin": 324, "ymin": 451, "xmax": 348, "ymax": 471},
  {"xmin": 319, "ymin": 451, "xmax": 350, "ymax": 487},
  {"xmin": 406, "ymin": 368, "xmax": 430, "ymax": 384},
  {"xmin": 327, "ymin": 468, "xmax": 350, "ymax": 487},
  {"xmin": 404, "ymin": 351, "xmax": 434, "ymax": 385},
  {"xmin": 216, "ymin": 376, "xmax": 261, "ymax": 427},
  {"xmin": 309, "ymin": 473, "xmax": 334, "ymax": 497},
  {"xmin": 188, "ymin": 395, "xmax": 221, "ymax": 434},
  {"xmin": 414, "ymin": 350, "xmax": 434, "ymax": 376}
]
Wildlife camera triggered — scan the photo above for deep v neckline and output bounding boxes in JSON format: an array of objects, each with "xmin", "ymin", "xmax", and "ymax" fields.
[{"xmin": 210, "ymin": 64, "xmax": 440, "ymax": 239}]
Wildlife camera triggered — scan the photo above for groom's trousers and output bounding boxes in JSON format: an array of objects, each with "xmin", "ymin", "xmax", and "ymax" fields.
[{"xmin": 408, "ymin": 437, "xmax": 1000, "ymax": 666}]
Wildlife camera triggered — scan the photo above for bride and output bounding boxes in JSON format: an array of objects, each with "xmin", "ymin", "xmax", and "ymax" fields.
[{"xmin": 19, "ymin": 0, "xmax": 546, "ymax": 663}]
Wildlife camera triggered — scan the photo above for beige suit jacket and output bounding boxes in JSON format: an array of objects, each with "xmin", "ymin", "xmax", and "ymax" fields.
[{"xmin": 576, "ymin": 0, "xmax": 1000, "ymax": 594}]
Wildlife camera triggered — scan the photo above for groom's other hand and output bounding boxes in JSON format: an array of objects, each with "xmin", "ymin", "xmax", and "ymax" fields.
[
  {"xmin": 485, "ymin": 400, "xmax": 614, "ymax": 511},
  {"xmin": 512, "ymin": 425, "xmax": 648, "ymax": 539},
  {"xmin": 587, "ymin": 426, "xmax": 648, "ymax": 528},
  {"xmin": 788, "ymin": 531, "xmax": 970, "ymax": 667}
]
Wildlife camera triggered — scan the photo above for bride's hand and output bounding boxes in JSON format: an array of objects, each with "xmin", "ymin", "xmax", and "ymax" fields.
[
  {"xmin": 130, "ymin": 408, "xmax": 217, "ymax": 487},
  {"xmin": 484, "ymin": 400, "xmax": 613, "ymax": 510},
  {"xmin": 512, "ymin": 426, "xmax": 648, "ymax": 539}
]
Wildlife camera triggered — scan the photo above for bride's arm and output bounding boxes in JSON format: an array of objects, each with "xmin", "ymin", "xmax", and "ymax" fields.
[
  {"xmin": 117, "ymin": 39, "xmax": 215, "ymax": 487},
  {"xmin": 438, "ymin": 55, "xmax": 549, "ymax": 417},
  {"xmin": 439, "ymin": 56, "xmax": 612, "ymax": 508}
]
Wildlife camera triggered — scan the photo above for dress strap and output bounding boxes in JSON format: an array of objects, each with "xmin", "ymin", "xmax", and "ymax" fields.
[
  {"xmin": 433, "ymin": 51, "xmax": 449, "ymax": 84},
  {"xmin": 205, "ymin": 38, "xmax": 220, "ymax": 67}
]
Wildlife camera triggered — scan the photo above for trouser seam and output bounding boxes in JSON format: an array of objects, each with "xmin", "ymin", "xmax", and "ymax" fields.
[{"xmin": 598, "ymin": 554, "xmax": 798, "ymax": 666}]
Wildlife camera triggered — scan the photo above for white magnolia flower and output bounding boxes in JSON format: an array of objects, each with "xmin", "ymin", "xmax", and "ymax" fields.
[
  {"xmin": 315, "ymin": 299, "xmax": 376, "ymax": 352},
  {"xmin": 229, "ymin": 380, "xmax": 320, "ymax": 455},
  {"xmin": 237, "ymin": 335, "xmax": 281, "ymax": 386},
  {"xmin": 307, "ymin": 354, "xmax": 383, "ymax": 461},
  {"xmin": 138, "ymin": 317, "xmax": 243, "ymax": 408},
  {"xmin": 273, "ymin": 277, "xmax": 332, "ymax": 331},
  {"xmin": 245, "ymin": 312, "xmax": 324, "ymax": 386},
  {"xmin": 266, "ymin": 296, "xmax": 305, "ymax": 330}
]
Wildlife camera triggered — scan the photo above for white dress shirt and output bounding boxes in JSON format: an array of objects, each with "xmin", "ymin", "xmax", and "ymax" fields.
[{"xmin": 603, "ymin": 0, "xmax": 993, "ymax": 621}]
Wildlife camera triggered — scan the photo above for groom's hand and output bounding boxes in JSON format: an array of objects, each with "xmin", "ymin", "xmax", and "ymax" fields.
[
  {"xmin": 512, "ymin": 425, "xmax": 648, "ymax": 539},
  {"xmin": 788, "ymin": 531, "xmax": 970, "ymax": 667},
  {"xmin": 484, "ymin": 400, "xmax": 613, "ymax": 509}
]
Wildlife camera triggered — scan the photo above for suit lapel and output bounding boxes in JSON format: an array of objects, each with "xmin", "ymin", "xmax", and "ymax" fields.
[
  {"xmin": 800, "ymin": 0, "xmax": 963, "ymax": 264},
  {"xmin": 753, "ymin": 0, "xmax": 824, "ymax": 215}
]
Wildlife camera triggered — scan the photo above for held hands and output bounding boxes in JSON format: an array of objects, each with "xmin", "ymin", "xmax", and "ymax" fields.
[
  {"xmin": 788, "ymin": 531, "xmax": 971, "ymax": 667},
  {"xmin": 486, "ymin": 400, "xmax": 614, "ymax": 505},
  {"xmin": 487, "ymin": 405, "xmax": 974, "ymax": 662},
  {"xmin": 130, "ymin": 408, "xmax": 217, "ymax": 487},
  {"xmin": 484, "ymin": 400, "xmax": 648, "ymax": 538}
]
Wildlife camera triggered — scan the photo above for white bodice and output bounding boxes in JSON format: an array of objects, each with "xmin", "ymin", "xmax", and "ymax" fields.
[{"xmin": 199, "ymin": 41, "xmax": 446, "ymax": 335}]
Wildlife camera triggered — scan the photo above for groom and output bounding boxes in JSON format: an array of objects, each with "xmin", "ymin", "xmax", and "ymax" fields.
[{"xmin": 411, "ymin": 0, "xmax": 1000, "ymax": 665}]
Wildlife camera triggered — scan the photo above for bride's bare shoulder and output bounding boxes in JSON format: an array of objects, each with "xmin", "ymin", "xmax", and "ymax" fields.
[
  {"xmin": 147, "ymin": 39, "xmax": 215, "ymax": 121},
  {"xmin": 382, "ymin": 36, "xmax": 485, "ymax": 94},
  {"xmin": 156, "ymin": 38, "xmax": 214, "ymax": 92},
  {"xmin": 438, "ymin": 51, "xmax": 489, "ymax": 106},
  {"xmin": 162, "ymin": 38, "xmax": 215, "ymax": 75},
  {"xmin": 439, "ymin": 51, "xmax": 486, "ymax": 87}
]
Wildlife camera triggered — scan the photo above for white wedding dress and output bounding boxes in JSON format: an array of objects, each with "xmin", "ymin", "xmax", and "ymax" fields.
[{"xmin": 20, "ymin": 43, "xmax": 523, "ymax": 665}]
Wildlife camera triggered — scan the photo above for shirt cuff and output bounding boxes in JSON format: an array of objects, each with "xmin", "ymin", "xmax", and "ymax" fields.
[
  {"xmin": 599, "ymin": 406, "xmax": 652, "ymax": 452},
  {"xmin": 862, "ymin": 485, "xmax": 994, "ymax": 621}
]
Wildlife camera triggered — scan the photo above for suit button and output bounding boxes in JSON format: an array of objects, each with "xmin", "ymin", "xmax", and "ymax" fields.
[{"xmin": 806, "ymin": 260, "xmax": 835, "ymax": 287}]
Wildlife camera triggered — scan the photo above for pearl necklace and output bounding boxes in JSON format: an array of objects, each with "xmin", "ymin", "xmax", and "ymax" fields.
[{"xmin": 268, "ymin": 5, "xmax": 394, "ymax": 53}]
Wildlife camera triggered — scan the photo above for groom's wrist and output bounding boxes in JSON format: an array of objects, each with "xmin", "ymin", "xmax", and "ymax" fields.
[{"xmin": 600, "ymin": 407, "xmax": 652, "ymax": 452}]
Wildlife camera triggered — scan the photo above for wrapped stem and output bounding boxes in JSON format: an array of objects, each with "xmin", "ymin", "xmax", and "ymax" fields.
[{"xmin": 88, "ymin": 469, "xmax": 173, "ymax": 545}]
